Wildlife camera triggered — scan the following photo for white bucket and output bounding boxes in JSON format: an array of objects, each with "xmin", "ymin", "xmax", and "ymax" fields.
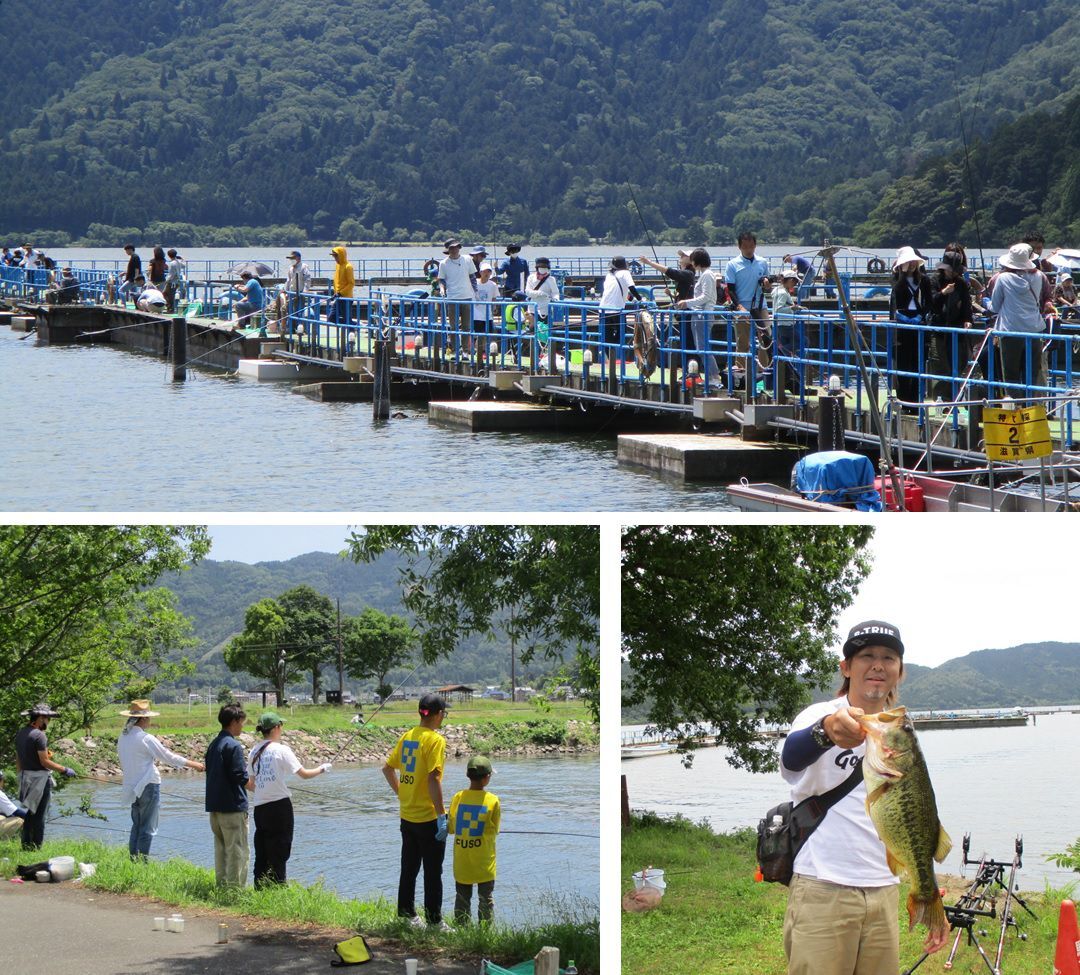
[
  {"xmin": 48, "ymin": 856, "xmax": 75, "ymax": 882},
  {"xmin": 632, "ymin": 869, "xmax": 666, "ymax": 893}
]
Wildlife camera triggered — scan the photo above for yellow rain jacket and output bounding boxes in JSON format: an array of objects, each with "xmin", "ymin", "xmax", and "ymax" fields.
[{"xmin": 331, "ymin": 246, "xmax": 355, "ymax": 297}]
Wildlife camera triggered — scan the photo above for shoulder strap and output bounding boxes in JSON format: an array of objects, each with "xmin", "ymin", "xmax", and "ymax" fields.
[{"xmin": 790, "ymin": 759, "xmax": 863, "ymax": 834}]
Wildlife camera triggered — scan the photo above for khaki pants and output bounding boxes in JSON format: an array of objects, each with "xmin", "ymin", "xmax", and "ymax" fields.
[
  {"xmin": 784, "ymin": 874, "xmax": 899, "ymax": 975},
  {"xmin": 0, "ymin": 815, "xmax": 23, "ymax": 840},
  {"xmin": 209, "ymin": 811, "xmax": 249, "ymax": 887},
  {"xmin": 735, "ymin": 307, "xmax": 772, "ymax": 373}
]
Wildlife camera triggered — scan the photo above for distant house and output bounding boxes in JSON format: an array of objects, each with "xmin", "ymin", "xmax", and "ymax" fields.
[
  {"xmin": 436, "ymin": 683, "xmax": 475, "ymax": 703},
  {"xmin": 482, "ymin": 686, "xmax": 510, "ymax": 701}
]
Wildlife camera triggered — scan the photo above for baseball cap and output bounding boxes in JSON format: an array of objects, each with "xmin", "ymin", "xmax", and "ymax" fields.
[
  {"xmin": 842, "ymin": 620, "xmax": 904, "ymax": 658},
  {"xmin": 287, "ymin": 250, "xmax": 301, "ymax": 259},
  {"xmin": 467, "ymin": 755, "xmax": 493, "ymax": 777},
  {"xmin": 256, "ymin": 710, "xmax": 285, "ymax": 732},
  {"xmin": 418, "ymin": 693, "xmax": 448, "ymax": 716}
]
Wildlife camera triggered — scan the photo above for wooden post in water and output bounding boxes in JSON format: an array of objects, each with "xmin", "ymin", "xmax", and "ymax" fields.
[
  {"xmin": 372, "ymin": 337, "xmax": 391, "ymax": 420},
  {"xmin": 170, "ymin": 316, "xmax": 187, "ymax": 381},
  {"xmin": 534, "ymin": 946, "xmax": 560, "ymax": 975}
]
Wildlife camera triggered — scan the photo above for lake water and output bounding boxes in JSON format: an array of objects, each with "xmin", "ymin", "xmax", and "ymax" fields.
[
  {"xmin": 46, "ymin": 755, "xmax": 599, "ymax": 926},
  {"xmin": 622, "ymin": 711, "xmax": 1080, "ymax": 889},
  {"xmin": 0, "ymin": 307, "xmax": 736, "ymax": 512}
]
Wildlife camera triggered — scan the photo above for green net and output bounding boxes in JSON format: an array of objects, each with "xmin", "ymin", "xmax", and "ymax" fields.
[{"xmin": 482, "ymin": 963, "xmax": 567, "ymax": 975}]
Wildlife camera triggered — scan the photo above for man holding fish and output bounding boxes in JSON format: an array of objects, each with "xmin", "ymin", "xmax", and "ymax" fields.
[{"xmin": 780, "ymin": 620, "xmax": 951, "ymax": 974}]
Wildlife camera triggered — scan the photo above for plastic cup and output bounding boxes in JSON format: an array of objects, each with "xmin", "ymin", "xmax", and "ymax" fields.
[
  {"xmin": 152, "ymin": 917, "xmax": 165, "ymax": 931},
  {"xmin": 405, "ymin": 958, "xmax": 418, "ymax": 975},
  {"xmin": 173, "ymin": 917, "xmax": 185, "ymax": 933}
]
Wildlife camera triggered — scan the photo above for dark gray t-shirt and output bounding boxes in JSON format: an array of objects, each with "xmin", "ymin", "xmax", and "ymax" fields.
[{"xmin": 15, "ymin": 726, "xmax": 47, "ymax": 770}]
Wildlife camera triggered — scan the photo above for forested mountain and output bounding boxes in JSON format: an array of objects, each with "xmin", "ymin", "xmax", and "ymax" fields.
[
  {"xmin": 1, "ymin": 0, "xmax": 1077, "ymax": 246},
  {"xmin": 621, "ymin": 643, "xmax": 1080, "ymax": 724},
  {"xmin": 161, "ymin": 551, "xmax": 568, "ymax": 693}
]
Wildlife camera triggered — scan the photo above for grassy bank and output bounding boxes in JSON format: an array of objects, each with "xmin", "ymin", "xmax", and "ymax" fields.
[
  {"xmin": 1, "ymin": 837, "xmax": 598, "ymax": 973},
  {"xmin": 622, "ymin": 813, "xmax": 1070, "ymax": 975}
]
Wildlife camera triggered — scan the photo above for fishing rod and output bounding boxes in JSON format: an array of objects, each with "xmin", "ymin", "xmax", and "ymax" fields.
[
  {"xmin": 626, "ymin": 181, "xmax": 660, "ymax": 265},
  {"xmin": 324, "ymin": 663, "xmax": 424, "ymax": 763}
]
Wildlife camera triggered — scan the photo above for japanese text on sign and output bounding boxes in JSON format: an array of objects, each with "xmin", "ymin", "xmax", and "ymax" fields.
[{"xmin": 982, "ymin": 405, "xmax": 1053, "ymax": 460}]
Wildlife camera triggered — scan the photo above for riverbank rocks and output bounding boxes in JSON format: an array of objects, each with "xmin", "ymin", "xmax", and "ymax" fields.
[{"xmin": 59, "ymin": 719, "xmax": 598, "ymax": 780}]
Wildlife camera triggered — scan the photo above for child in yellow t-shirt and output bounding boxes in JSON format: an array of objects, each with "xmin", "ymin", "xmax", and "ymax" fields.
[
  {"xmin": 382, "ymin": 693, "xmax": 449, "ymax": 927},
  {"xmin": 449, "ymin": 755, "xmax": 501, "ymax": 923}
]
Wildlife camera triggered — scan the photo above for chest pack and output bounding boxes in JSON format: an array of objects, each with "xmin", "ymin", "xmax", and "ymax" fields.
[{"xmin": 755, "ymin": 760, "xmax": 862, "ymax": 885}]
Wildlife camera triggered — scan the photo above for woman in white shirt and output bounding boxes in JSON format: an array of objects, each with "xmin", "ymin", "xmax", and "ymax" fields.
[
  {"xmin": 248, "ymin": 711, "xmax": 330, "ymax": 887},
  {"xmin": 117, "ymin": 700, "xmax": 205, "ymax": 860},
  {"xmin": 676, "ymin": 248, "xmax": 722, "ymax": 393}
]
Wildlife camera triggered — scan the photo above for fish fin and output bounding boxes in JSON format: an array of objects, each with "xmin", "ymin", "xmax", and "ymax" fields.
[
  {"xmin": 885, "ymin": 847, "xmax": 907, "ymax": 879},
  {"xmin": 912, "ymin": 889, "xmax": 949, "ymax": 939},
  {"xmin": 934, "ymin": 825, "xmax": 953, "ymax": 863},
  {"xmin": 864, "ymin": 783, "xmax": 890, "ymax": 816}
]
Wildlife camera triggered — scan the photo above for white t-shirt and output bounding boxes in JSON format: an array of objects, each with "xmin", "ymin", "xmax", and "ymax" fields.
[
  {"xmin": 248, "ymin": 740, "xmax": 302, "ymax": 806},
  {"xmin": 438, "ymin": 256, "xmax": 477, "ymax": 300},
  {"xmin": 138, "ymin": 287, "xmax": 166, "ymax": 307},
  {"xmin": 474, "ymin": 279, "xmax": 500, "ymax": 322},
  {"xmin": 599, "ymin": 269, "xmax": 636, "ymax": 311},
  {"xmin": 780, "ymin": 696, "xmax": 898, "ymax": 888}
]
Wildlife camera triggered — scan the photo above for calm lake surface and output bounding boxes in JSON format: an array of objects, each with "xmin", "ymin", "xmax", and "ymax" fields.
[
  {"xmin": 48, "ymin": 755, "xmax": 599, "ymax": 926},
  {"xmin": 622, "ymin": 711, "xmax": 1080, "ymax": 888}
]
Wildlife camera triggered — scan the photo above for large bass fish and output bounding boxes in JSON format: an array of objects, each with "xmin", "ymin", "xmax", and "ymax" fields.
[{"xmin": 857, "ymin": 706, "xmax": 952, "ymax": 938}]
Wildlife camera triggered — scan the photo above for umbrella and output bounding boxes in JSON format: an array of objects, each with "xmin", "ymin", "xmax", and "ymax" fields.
[
  {"xmin": 228, "ymin": 261, "xmax": 275, "ymax": 277},
  {"xmin": 1047, "ymin": 250, "xmax": 1080, "ymax": 270}
]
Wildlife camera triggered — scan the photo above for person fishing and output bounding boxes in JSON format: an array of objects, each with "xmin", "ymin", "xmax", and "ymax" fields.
[
  {"xmin": 117, "ymin": 699, "xmax": 205, "ymax": 861},
  {"xmin": 204, "ymin": 703, "xmax": 250, "ymax": 887},
  {"xmin": 928, "ymin": 250, "xmax": 974, "ymax": 402},
  {"xmin": 889, "ymin": 246, "xmax": 933, "ymax": 410},
  {"xmin": 449, "ymin": 754, "xmax": 501, "ymax": 924},
  {"xmin": 247, "ymin": 710, "xmax": 331, "ymax": 888},
  {"xmin": 780, "ymin": 621, "xmax": 950, "ymax": 975},
  {"xmin": 382, "ymin": 693, "xmax": 451, "ymax": 930},
  {"xmin": 14, "ymin": 702, "xmax": 75, "ymax": 850},
  {"xmin": 724, "ymin": 231, "xmax": 772, "ymax": 390}
]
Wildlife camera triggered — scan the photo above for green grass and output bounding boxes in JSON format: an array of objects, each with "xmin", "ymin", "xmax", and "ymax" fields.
[
  {"xmin": 0, "ymin": 837, "xmax": 598, "ymax": 974},
  {"xmin": 622, "ymin": 813, "xmax": 1069, "ymax": 975},
  {"xmin": 101, "ymin": 700, "xmax": 592, "ymax": 736}
]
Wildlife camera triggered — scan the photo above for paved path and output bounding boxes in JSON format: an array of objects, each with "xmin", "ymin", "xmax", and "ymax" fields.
[{"xmin": 0, "ymin": 880, "xmax": 477, "ymax": 975}]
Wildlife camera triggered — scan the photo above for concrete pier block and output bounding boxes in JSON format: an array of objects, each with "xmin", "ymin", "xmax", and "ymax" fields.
[
  {"xmin": 488, "ymin": 370, "xmax": 525, "ymax": 391},
  {"xmin": 693, "ymin": 396, "xmax": 741, "ymax": 424},
  {"xmin": 344, "ymin": 356, "xmax": 374, "ymax": 374},
  {"xmin": 618, "ymin": 433, "xmax": 803, "ymax": 481},
  {"xmin": 259, "ymin": 341, "xmax": 286, "ymax": 358},
  {"xmin": 519, "ymin": 375, "xmax": 563, "ymax": 395},
  {"xmin": 429, "ymin": 401, "xmax": 588, "ymax": 432},
  {"xmin": 236, "ymin": 358, "xmax": 343, "ymax": 381},
  {"xmin": 0, "ymin": 311, "xmax": 13, "ymax": 326},
  {"xmin": 10, "ymin": 316, "xmax": 35, "ymax": 332}
]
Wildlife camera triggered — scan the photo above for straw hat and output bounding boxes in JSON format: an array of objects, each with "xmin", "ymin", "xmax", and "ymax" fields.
[
  {"xmin": 893, "ymin": 246, "xmax": 925, "ymax": 270},
  {"xmin": 119, "ymin": 699, "xmax": 160, "ymax": 718},
  {"xmin": 999, "ymin": 243, "xmax": 1035, "ymax": 271}
]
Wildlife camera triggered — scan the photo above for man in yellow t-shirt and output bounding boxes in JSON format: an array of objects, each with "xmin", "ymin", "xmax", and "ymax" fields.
[
  {"xmin": 449, "ymin": 754, "xmax": 501, "ymax": 923},
  {"xmin": 383, "ymin": 693, "xmax": 449, "ymax": 927}
]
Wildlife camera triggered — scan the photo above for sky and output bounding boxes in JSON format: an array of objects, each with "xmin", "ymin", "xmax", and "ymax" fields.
[
  {"xmin": 836, "ymin": 519, "xmax": 1074, "ymax": 668},
  {"xmin": 206, "ymin": 525, "xmax": 356, "ymax": 563}
]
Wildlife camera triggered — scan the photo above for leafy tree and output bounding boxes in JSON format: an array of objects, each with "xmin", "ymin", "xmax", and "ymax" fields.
[
  {"xmin": 341, "ymin": 608, "xmax": 416, "ymax": 701},
  {"xmin": 277, "ymin": 585, "xmax": 336, "ymax": 704},
  {"xmin": 622, "ymin": 525, "xmax": 874, "ymax": 772},
  {"xmin": 0, "ymin": 526, "xmax": 209, "ymax": 762},
  {"xmin": 347, "ymin": 526, "xmax": 599, "ymax": 719},
  {"xmin": 223, "ymin": 598, "xmax": 295, "ymax": 705}
]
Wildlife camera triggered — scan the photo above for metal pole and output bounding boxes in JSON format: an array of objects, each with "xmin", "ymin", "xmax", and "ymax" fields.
[
  {"xmin": 821, "ymin": 247, "xmax": 906, "ymax": 508},
  {"xmin": 337, "ymin": 598, "xmax": 344, "ymax": 700},
  {"xmin": 170, "ymin": 316, "xmax": 187, "ymax": 381}
]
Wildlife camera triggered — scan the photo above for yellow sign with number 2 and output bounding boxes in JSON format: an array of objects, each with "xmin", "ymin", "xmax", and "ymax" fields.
[{"xmin": 982, "ymin": 405, "xmax": 1053, "ymax": 460}]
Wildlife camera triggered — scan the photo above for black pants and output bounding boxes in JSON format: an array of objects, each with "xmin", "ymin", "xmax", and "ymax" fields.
[
  {"xmin": 253, "ymin": 797, "xmax": 294, "ymax": 887},
  {"xmin": 21, "ymin": 780, "xmax": 50, "ymax": 850},
  {"xmin": 398, "ymin": 818, "xmax": 445, "ymax": 923}
]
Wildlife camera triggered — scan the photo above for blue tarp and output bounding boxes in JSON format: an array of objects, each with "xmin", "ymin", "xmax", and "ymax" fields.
[{"xmin": 794, "ymin": 451, "xmax": 883, "ymax": 511}]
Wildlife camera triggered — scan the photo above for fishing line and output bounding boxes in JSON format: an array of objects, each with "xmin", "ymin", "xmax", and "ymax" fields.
[
  {"xmin": 325, "ymin": 663, "xmax": 424, "ymax": 763},
  {"xmin": 626, "ymin": 182, "xmax": 661, "ymax": 265}
]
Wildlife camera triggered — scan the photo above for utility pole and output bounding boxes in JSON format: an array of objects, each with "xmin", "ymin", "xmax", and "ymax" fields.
[
  {"xmin": 337, "ymin": 598, "xmax": 344, "ymax": 701},
  {"xmin": 509, "ymin": 606, "xmax": 516, "ymax": 704}
]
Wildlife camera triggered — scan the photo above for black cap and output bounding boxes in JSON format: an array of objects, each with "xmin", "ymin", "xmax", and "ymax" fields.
[
  {"xmin": 843, "ymin": 620, "xmax": 904, "ymax": 658},
  {"xmin": 610, "ymin": 256, "xmax": 628, "ymax": 271},
  {"xmin": 419, "ymin": 693, "xmax": 448, "ymax": 716},
  {"xmin": 504, "ymin": 244, "xmax": 522, "ymax": 255},
  {"xmin": 535, "ymin": 257, "xmax": 551, "ymax": 269},
  {"xmin": 936, "ymin": 251, "xmax": 966, "ymax": 273}
]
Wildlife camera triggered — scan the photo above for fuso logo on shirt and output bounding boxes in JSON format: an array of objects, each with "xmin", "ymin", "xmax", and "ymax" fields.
[
  {"xmin": 455, "ymin": 803, "xmax": 488, "ymax": 837},
  {"xmin": 401, "ymin": 740, "xmax": 419, "ymax": 773}
]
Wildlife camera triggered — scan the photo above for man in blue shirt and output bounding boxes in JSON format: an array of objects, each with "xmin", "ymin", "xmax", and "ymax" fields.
[
  {"xmin": 725, "ymin": 232, "xmax": 772, "ymax": 388},
  {"xmin": 235, "ymin": 272, "xmax": 265, "ymax": 325},
  {"xmin": 205, "ymin": 704, "xmax": 250, "ymax": 887},
  {"xmin": 784, "ymin": 253, "xmax": 817, "ymax": 301},
  {"xmin": 498, "ymin": 245, "xmax": 529, "ymax": 298}
]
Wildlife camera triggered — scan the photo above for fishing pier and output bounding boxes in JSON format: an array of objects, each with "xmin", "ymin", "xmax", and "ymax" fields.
[{"xmin": 6, "ymin": 253, "xmax": 1080, "ymax": 502}]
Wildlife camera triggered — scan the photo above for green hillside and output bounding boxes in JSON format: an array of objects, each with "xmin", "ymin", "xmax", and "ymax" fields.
[
  {"xmin": 621, "ymin": 644, "xmax": 1080, "ymax": 724},
  {"xmin": 162, "ymin": 551, "xmax": 571, "ymax": 693},
  {"xmin": 2, "ymin": 0, "xmax": 1078, "ymax": 245}
]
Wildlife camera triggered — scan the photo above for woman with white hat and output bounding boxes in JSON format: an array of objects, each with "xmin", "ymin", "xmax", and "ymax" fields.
[
  {"xmin": 889, "ymin": 247, "xmax": 933, "ymax": 409},
  {"xmin": 117, "ymin": 700, "xmax": 205, "ymax": 860},
  {"xmin": 987, "ymin": 242, "xmax": 1054, "ymax": 400}
]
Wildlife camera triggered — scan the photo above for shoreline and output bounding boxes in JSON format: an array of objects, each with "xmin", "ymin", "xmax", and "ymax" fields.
[{"xmin": 48, "ymin": 720, "xmax": 599, "ymax": 780}]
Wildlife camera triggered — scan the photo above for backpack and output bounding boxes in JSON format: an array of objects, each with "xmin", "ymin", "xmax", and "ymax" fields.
[{"xmin": 755, "ymin": 762, "xmax": 862, "ymax": 885}]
